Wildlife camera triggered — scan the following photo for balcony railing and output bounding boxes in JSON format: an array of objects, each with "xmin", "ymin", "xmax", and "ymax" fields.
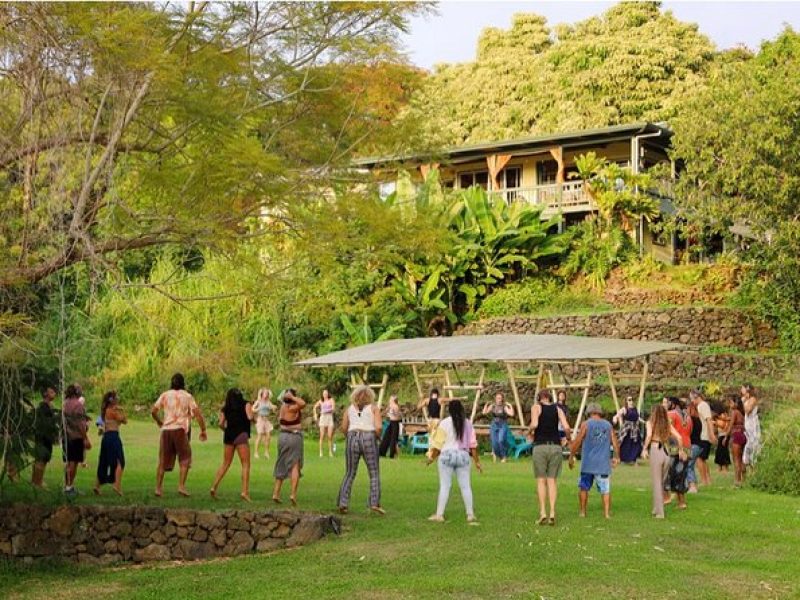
[{"xmin": 490, "ymin": 181, "xmax": 595, "ymax": 215}]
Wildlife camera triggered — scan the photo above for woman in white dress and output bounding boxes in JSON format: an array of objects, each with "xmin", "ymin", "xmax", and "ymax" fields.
[
  {"xmin": 252, "ymin": 388, "xmax": 276, "ymax": 459},
  {"xmin": 741, "ymin": 383, "xmax": 762, "ymax": 468}
]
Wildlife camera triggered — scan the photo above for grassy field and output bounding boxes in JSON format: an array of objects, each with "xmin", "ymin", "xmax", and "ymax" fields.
[{"xmin": 2, "ymin": 419, "xmax": 799, "ymax": 600}]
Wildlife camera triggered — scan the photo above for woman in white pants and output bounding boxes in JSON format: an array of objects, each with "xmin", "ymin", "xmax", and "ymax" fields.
[{"xmin": 426, "ymin": 400, "xmax": 482, "ymax": 523}]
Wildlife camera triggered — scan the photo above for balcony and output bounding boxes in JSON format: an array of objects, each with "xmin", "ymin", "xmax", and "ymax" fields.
[{"xmin": 490, "ymin": 181, "xmax": 595, "ymax": 216}]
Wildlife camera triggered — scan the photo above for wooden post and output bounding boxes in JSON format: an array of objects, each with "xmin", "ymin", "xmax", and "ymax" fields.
[
  {"xmin": 470, "ymin": 366, "xmax": 486, "ymax": 421},
  {"xmin": 605, "ymin": 361, "xmax": 620, "ymax": 415},
  {"xmin": 548, "ymin": 146, "xmax": 565, "ymax": 184},
  {"xmin": 486, "ymin": 154, "xmax": 512, "ymax": 190},
  {"xmin": 531, "ymin": 361, "xmax": 544, "ymax": 417},
  {"xmin": 505, "ymin": 363, "xmax": 525, "ymax": 427},
  {"xmin": 573, "ymin": 369, "xmax": 593, "ymax": 438},
  {"xmin": 411, "ymin": 365, "xmax": 424, "ymax": 402},
  {"xmin": 637, "ymin": 358, "xmax": 649, "ymax": 415},
  {"xmin": 376, "ymin": 372, "xmax": 389, "ymax": 409}
]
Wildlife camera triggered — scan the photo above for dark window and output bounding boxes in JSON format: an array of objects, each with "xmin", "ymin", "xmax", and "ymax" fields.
[
  {"xmin": 458, "ymin": 170, "xmax": 489, "ymax": 190},
  {"xmin": 501, "ymin": 166, "xmax": 521, "ymax": 189},
  {"xmin": 537, "ymin": 160, "xmax": 558, "ymax": 185}
]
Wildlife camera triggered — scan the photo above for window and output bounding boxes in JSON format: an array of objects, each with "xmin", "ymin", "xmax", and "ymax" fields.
[
  {"xmin": 537, "ymin": 160, "xmax": 558, "ymax": 185},
  {"xmin": 458, "ymin": 170, "xmax": 489, "ymax": 190},
  {"xmin": 501, "ymin": 166, "xmax": 521, "ymax": 189}
]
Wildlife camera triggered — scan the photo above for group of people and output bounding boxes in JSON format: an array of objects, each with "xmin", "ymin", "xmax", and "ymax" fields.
[
  {"xmin": 27, "ymin": 374, "xmax": 764, "ymax": 528},
  {"xmin": 611, "ymin": 386, "xmax": 763, "ymax": 518}
]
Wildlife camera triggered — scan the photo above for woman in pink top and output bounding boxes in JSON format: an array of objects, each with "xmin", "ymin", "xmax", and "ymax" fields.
[
  {"xmin": 426, "ymin": 400, "xmax": 482, "ymax": 523},
  {"xmin": 313, "ymin": 389, "xmax": 336, "ymax": 457}
]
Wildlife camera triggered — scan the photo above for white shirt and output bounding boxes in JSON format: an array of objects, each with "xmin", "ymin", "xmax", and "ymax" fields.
[
  {"xmin": 697, "ymin": 401, "xmax": 713, "ymax": 441},
  {"xmin": 347, "ymin": 404, "xmax": 375, "ymax": 432}
]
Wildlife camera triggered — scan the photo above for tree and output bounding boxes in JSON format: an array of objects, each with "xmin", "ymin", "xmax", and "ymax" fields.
[
  {"xmin": 401, "ymin": 2, "xmax": 717, "ymax": 146},
  {"xmin": 0, "ymin": 2, "xmax": 426, "ymax": 290},
  {"xmin": 670, "ymin": 29, "xmax": 800, "ymax": 350}
]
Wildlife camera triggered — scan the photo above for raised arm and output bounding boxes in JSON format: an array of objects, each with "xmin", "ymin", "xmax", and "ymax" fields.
[
  {"xmin": 482, "ymin": 402, "xmax": 491, "ymax": 415},
  {"xmin": 505, "ymin": 404, "xmax": 515, "ymax": 417}
]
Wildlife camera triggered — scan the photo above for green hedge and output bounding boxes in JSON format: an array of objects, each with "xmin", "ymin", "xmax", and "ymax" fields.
[{"xmin": 749, "ymin": 405, "xmax": 800, "ymax": 496}]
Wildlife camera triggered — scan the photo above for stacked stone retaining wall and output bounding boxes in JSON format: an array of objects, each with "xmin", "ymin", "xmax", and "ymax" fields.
[
  {"xmin": 0, "ymin": 504, "xmax": 339, "ymax": 564},
  {"xmin": 461, "ymin": 307, "xmax": 778, "ymax": 351}
]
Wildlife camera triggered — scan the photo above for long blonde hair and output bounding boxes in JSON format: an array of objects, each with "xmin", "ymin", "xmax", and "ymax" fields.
[
  {"xmin": 649, "ymin": 403, "xmax": 670, "ymax": 441},
  {"xmin": 256, "ymin": 388, "xmax": 272, "ymax": 403},
  {"xmin": 351, "ymin": 385, "xmax": 375, "ymax": 410}
]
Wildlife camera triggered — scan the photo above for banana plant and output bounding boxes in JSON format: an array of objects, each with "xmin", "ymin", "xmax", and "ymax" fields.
[{"xmin": 339, "ymin": 314, "xmax": 405, "ymax": 347}]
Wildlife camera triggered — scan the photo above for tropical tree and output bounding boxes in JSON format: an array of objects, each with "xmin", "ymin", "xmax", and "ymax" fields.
[
  {"xmin": 670, "ymin": 29, "xmax": 800, "ymax": 350},
  {"xmin": 401, "ymin": 2, "xmax": 719, "ymax": 146},
  {"xmin": 572, "ymin": 152, "xmax": 659, "ymax": 232}
]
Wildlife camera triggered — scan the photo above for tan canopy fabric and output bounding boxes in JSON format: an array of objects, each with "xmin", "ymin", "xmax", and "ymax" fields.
[{"xmin": 295, "ymin": 334, "xmax": 683, "ymax": 368}]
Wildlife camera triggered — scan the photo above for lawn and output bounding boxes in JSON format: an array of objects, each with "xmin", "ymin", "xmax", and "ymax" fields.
[{"xmin": 2, "ymin": 420, "xmax": 799, "ymax": 600}]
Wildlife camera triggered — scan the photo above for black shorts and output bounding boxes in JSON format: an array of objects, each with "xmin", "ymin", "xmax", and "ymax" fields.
[
  {"xmin": 698, "ymin": 441, "xmax": 712, "ymax": 460},
  {"xmin": 65, "ymin": 438, "xmax": 85, "ymax": 463},
  {"xmin": 34, "ymin": 442, "xmax": 53, "ymax": 464}
]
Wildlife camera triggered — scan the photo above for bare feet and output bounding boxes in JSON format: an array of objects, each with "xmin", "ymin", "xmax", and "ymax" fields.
[
  {"xmin": 154, "ymin": 489, "xmax": 162, "ymax": 497},
  {"xmin": 427, "ymin": 514, "xmax": 444, "ymax": 522},
  {"xmin": 112, "ymin": 486, "xmax": 123, "ymax": 497},
  {"xmin": 240, "ymin": 493, "xmax": 251, "ymax": 503},
  {"xmin": 210, "ymin": 488, "xmax": 217, "ymax": 499},
  {"xmin": 290, "ymin": 496, "xmax": 297, "ymax": 507},
  {"xmin": 272, "ymin": 496, "xmax": 282, "ymax": 504},
  {"xmin": 178, "ymin": 488, "xmax": 191, "ymax": 498},
  {"xmin": 254, "ymin": 453, "xmax": 260, "ymax": 459}
]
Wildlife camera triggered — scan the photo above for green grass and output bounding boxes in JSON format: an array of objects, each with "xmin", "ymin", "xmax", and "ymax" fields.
[{"xmin": 2, "ymin": 420, "xmax": 800, "ymax": 599}]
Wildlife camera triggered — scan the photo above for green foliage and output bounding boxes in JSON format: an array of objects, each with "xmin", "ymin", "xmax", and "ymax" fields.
[
  {"xmin": 560, "ymin": 218, "xmax": 636, "ymax": 290},
  {"xmin": 475, "ymin": 278, "xmax": 609, "ymax": 319},
  {"xmin": 572, "ymin": 152, "xmax": 659, "ymax": 231},
  {"xmin": 402, "ymin": 2, "xmax": 718, "ymax": 146},
  {"xmin": 339, "ymin": 315, "xmax": 405, "ymax": 347},
  {"xmin": 749, "ymin": 405, "xmax": 800, "ymax": 496},
  {"xmin": 670, "ymin": 29, "xmax": 800, "ymax": 351}
]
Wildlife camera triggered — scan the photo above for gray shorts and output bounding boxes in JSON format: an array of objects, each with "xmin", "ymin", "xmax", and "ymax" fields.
[{"xmin": 532, "ymin": 443, "xmax": 563, "ymax": 479}]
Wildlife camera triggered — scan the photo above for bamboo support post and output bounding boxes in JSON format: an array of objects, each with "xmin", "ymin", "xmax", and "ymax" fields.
[
  {"xmin": 470, "ymin": 366, "xmax": 486, "ymax": 421},
  {"xmin": 505, "ymin": 363, "xmax": 526, "ymax": 427},
  {"xmin": 572, "ymin": 370, "xmax": 594, "ymax": 438},
  {"xmin": 605, "ymin": 362, "xmax": 620, "ymax": 415},
  {"xmin": 376, "ymin": 372, "xmax": 389, "ymax": 409},
  {"xmin": 637, "ymin": 358, "xmax": 649, "ymax": 414}
]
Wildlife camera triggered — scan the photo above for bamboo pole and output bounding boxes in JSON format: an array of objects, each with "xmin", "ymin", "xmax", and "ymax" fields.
[
  {"xmin": 573, "ymin": 370, "xmax": 593, "ymax": 438},
  {"xmin": 411, "ymin": 365, "xmax": 424, "ymax": 402},
  {"xmin": 505, "ymin": 363, "xmax": 525, "ymax": 427},
  {"xmin": 605, "ymin": 361, "xmax": 620, "ymax": 415},
  {"xmin": 637, "ymin": 358, "xmax": 649, "ymax": 414},
  {"xmin": 376, "ymin": 372, "xmax": 389, "ymax": 409},
  {"xmin": 471, "ymin": 366, "xmax": 486, "ymax": 421}
]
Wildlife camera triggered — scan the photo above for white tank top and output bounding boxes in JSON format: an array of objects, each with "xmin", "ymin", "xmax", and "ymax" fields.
[{"xmin": 348, "ymin": 404, "xmax": 375, "ymax": 432}]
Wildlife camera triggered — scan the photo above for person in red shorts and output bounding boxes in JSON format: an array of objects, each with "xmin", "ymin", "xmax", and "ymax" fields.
[{"xmin": 151, "ymin": 373, "xmax": 207, "ymax": 497}]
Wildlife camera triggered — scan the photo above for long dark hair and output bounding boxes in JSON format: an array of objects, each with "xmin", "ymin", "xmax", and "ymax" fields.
[
  {"xmin": 223, "ymin": 388, "xmax": 245, "ymax": 415},
  {"xmin": 728, "ymin": 394, "xmax": 745, "ymax": 416},
  {"xmin": 101, "ymin": 391, "xmax": 117, "ymax": 420},
  {"xmin": 65, "ymin": 384, "xmax": 81, "ymax": 399},
  {"xmin": 449, "ymin": 400, "xmax": 466, "ymax": 442}
]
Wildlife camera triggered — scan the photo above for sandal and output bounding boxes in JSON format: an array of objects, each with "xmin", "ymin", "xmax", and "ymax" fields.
[
  {"xmin": 548, "ymin": 517, "xmax": 556, "ymax": 526},
  {"xmin": 369, "ymin": 506, "xmax": 386, "ymax": 516},
  {"xmin": 272, "ymin": 496, "xmax": 282, "ymax": 504},
  {"xmin": 537, "ymin": 516, "xmax": 548, "ymax": 526},
  {"xmin": 338, "ymin": 506, "xmax": 349, "ymax": 515}
]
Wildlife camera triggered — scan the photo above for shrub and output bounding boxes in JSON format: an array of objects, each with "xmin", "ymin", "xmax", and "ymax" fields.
[
  {"xmin": 748, "ymin": 404, "xmax": 800, "ymax": 496},
  {"xmin": 475, "ymin": 278, "xmax": 609, "ymax": 319}
]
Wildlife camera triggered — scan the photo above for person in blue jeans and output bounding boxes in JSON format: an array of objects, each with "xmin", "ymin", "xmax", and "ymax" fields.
[
  {"xmin": 482, "ymin": 392, "xmax": 514, "ymax": 463},
  {"xmin": 568, "ymin": 403, "xmax": 620, "ymax": 519},
  {"xmin": 685, "ymin": 400, "xmax": 703, "ymax": 493}
]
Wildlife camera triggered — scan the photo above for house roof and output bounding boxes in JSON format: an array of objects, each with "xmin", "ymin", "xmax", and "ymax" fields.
[
  {"xmin": 354, "ymin": 122, "xmax": 673, "ymax": 169},
  {"xmin": 295, "ymin": 334, "xmax": 683, "ymax": 368}
]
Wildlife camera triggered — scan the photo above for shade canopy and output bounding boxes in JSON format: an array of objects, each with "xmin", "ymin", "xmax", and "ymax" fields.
[{"xmin": 295, "ymin": 334, "xmax": 683, "ymax": 368}]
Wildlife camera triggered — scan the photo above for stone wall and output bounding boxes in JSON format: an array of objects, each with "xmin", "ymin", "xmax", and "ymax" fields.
[
  {"xmin": 461, "ymin": 307, "xmax": 778, "ymax": 350},
  {"xmin": 0, "ymin": 504, "xmax": 339, "ymax": 564}
]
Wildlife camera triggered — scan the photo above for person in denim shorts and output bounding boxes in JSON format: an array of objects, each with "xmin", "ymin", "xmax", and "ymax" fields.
[{"xmin": 569, "ymin": 404, "xmax": 620, "ymax": 519}]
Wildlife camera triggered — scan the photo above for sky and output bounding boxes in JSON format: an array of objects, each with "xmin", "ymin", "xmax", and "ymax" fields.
[{"xmin": 402, "ymin": 1, "xmax": 800, "ymax": 70}]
